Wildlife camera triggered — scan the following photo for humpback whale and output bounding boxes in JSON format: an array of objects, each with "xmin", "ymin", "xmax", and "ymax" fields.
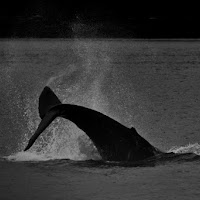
[{"xmin": 24, "ymin": 86, "xmax": 163, "ymax": 161}]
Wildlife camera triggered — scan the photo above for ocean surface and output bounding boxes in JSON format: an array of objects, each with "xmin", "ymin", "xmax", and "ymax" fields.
[{"xmin": 1, "ymin": 39, "xmax": 200, "ymax": 199}]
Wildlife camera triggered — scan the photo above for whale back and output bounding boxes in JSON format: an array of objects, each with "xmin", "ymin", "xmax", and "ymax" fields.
[{"xmin": 39, "ymin": 86, "xmax": 62, "ymax": 119}]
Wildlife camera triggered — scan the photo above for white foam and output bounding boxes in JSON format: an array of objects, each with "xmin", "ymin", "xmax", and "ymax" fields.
[
  {"xmin": 5, "ymin": 151, "xmax": 50, "ymax": 162},
  {"xmin": 168, "ymin": 143, "xmax": 200, "ymax": 155},
  {"xmin": 5, "ymin": 147, "xmax": 95, "ymax": 162}
]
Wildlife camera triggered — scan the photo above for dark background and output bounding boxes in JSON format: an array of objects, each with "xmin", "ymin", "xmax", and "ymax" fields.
[{"xmin": 0, "ymin": 1, "xmax": 200, "ymax": 38}]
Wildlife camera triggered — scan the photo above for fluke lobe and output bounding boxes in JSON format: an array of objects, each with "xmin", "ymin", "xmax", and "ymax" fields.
[{"xmin": 24, "ymin": 86, "xmax": 163, "ymax": 161}]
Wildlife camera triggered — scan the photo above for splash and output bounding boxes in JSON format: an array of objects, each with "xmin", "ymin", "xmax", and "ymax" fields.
[
  {"xmin": 46, "ymin": 64, "xmax": 78, "ymax": 87},
  {"xmin": 17, "ymin": 40, "xmax": 111, "ymax": 161},
  {"xmin": 168, "ymin": 143, "xmax": 200, "ymax": 155},
  {"xmin": 21, "ymin": 107, "xmax": 97, "ymax": 161}
]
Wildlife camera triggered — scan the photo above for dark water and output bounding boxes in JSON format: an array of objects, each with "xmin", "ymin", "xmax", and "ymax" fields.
[
  {"xmin": 1, "ymin": 157, "xmax": 200, "ymax": 200},
  {"xmin": 1, "ymin": 39, "xmax": 200, "ymax": 199}
]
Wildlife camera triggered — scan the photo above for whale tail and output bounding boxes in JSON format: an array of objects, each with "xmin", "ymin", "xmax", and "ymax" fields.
[
  {"xmin": 24, "ymin": 109, "xmax": 58, "ymax": 151},
  {"xmin": 24, "ymin": 86, "xmax": 61, "ymax": 151},
  {"xmin": 24, "ymin": 86, "xmax": 162, "ymax": 161},
  {"xmin": 39, "ymin": 86, "xmax": 62, "ymax": 119}
]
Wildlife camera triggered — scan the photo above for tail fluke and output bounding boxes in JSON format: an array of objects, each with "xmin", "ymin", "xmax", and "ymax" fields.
[
  {"xmin": 39, "ymin": 86, "xmax": 61, "ymax": 119},
  {"xmin": 24, "ymin": 86, "xmax": 62, "ymax": 151},
  {"xmin": 24, "ymin": 109, "xmax": 58, "ymax": 151}
]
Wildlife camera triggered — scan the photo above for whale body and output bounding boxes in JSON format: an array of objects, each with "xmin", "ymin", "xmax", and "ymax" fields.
[{"xmin": 24, "ymin": 86, "xmax": 163, "ymax": 161}]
